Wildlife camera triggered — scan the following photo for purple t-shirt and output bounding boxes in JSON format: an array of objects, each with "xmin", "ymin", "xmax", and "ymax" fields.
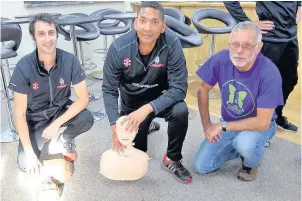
[{"xmin": 196, "ymin": 50, "xmax": 284, "ymax": 122}]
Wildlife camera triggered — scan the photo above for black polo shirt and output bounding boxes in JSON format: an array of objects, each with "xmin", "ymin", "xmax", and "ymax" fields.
[{"xmin": 8, "ymin": 48, "xmax": 85, "ymax": 123}]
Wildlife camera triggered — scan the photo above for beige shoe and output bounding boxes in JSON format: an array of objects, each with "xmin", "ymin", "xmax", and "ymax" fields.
[{"xmin": 237, "ymin": 165, "xmax": 258, "ymax": 181}]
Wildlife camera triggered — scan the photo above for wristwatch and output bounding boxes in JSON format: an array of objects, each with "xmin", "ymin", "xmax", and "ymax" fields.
[{"xmin": 221, "ymin": 121, "xmax": 228, "ymax": 131}]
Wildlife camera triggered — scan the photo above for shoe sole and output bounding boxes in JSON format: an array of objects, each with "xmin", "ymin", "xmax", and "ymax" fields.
[
  {"xmin": 277, "ymin": 125, "xmax": 298, "ymax": 133},
  {"xmin": 160, "ymin": 162, "xmax": 192, "ymax": 184},
  {"xmin": 237, "ymin": 175, "xmax": 256, "ymax": 181}
]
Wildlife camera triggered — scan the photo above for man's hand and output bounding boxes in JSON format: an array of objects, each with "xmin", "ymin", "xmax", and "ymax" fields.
[
  {"xmin": 255, "ymin": 20, "xmax": 274, "ymax": 34},
  {"xmin": 297, "ymin": 7, "xmax": 301, "ymax": 24},
  {"xmin": 42, "ymin": 122, "xmax": 61, "ymax": 140},
  {"xmin": 205, "ymin": 124, "xmax": 222, "ymax": 143},
  {"xmin": 25, "ymin": 151, "xmax": 43, "ymax": 176},
  {"xmin": 121, "ymin": 104, "xmax": 153, "ymax": 133},
  {"xmin": 111, "ymin": 125, "xmax": 126, "ymax": 153}
]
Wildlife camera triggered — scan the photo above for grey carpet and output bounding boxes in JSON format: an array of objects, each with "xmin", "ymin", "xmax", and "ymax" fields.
[{"xmin": 1, "ymin": 78, "xmax": 301, "ymax": 201}]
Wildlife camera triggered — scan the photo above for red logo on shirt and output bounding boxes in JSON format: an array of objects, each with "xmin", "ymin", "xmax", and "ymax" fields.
[
  {"xmin": 150, "ymin": 56, "xmax": 164, "ymax": 68},
  {"xmin": 32, "ymin": 82, "xmax": 39, "ymax": 90},
  {"xmin": 123, "ymin": 58, "xmax": 131, "ymax": 68},
  {"xmin": 57, "ymin": 77, "xmax": 69, "ymax": 89},
  {"xmin": 150, "ymin": 64, "xmax": 164, "ymax": 68}
]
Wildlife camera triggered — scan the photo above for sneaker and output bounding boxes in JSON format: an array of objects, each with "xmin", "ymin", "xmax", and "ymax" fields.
[
  {"xmin": 161, "ymin": 154, "xmax": 192, "ymax": 184},
  {"xmin": 62, "ymin": 138, "xmax": 76, "ymax": 154},
  {"xmin": 62, "ymin": 139, "xmax": 77, "ymax": 161},
  {"xmin": 148, "ymin": 121, "xmax": 160, "ymax": 135},
  {"xmin": 48, "ymin": 135, "xmax": 77, "ymax": 161},
  {"xmin": 237, "ymin": 165, "xmax": 258, "ymax": 181},
  {"xmin": 276, "ymin": 116, "xmax": 298, "ymax": 132},
  {"xmin": 63, "ymin": 152, "xmax": 77, "ymax": 162},
  {"xmin": 264, "ymin": 141, "xmax": 271, "ymax": 147}
]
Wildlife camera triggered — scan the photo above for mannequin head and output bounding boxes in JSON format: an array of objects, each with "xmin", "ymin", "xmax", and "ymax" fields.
[{"xmin": 116, "ymin": 116, "xmax": 137, "ymax": 146}]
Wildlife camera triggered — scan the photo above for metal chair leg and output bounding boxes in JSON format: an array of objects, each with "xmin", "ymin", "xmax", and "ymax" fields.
[
  {"xmin": 208, "ymin": 34, "xmax": 220, "ymax": 99},
  {"xmin": 68, "ymin": 26, "xmax": 103, "ymax": 121},
  {"xmin": 78, "ymin": 42, "xmax": 102, "ymax": 103},
  {"xmin": 0, "ymin": 60, "xmax": 18, "ymax": 143},
  {"xmin": 191, "ymin": 34, "xmax": 220, "ymax": 98},
  {"xmin": 92, "ymin": 35, "xmax": 108, "ymax": 80}
]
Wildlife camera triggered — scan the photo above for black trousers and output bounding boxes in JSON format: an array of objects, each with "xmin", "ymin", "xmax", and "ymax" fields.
[
  {"xmin": 261, "ymin": 38, "xmax": 299, "ymax": 117},
  {"xmin": 17, "ymin": 109, "xmax": 94, "ymax": 172},
  {"xmin": 120, "ymin": 101, "xmax": 189, "ymax": 161}
]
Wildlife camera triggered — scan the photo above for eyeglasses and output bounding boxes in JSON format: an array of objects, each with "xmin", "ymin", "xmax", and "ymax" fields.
[{"xmin": 229, "ymin": 42, "xmax": 257, "ymax": 51}]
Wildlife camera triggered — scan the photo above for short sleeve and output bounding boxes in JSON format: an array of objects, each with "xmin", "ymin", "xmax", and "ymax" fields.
[
  {"xmin": 196, "ymin": 55, "xmax": 218, "ymax": 86},
  {"xmin": 71, "ymin": 56, "xmax": 86, "ymax": 85},
  {"xmin": 8, "ymin": 64, "xmax": 30, "ymax": 94},
  {"xmin": 257, "ymin": 67, "xmax": 284, "ymax": 108}
]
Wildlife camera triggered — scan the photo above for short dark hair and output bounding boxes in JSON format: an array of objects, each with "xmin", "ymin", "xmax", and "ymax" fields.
[
  {"xmin": 29, "ymin": 13, "xmax": 59, "ymax": 39},
  {"xmin": 138, "ymin": 1, "xmax": 165, "ymax": 21}
]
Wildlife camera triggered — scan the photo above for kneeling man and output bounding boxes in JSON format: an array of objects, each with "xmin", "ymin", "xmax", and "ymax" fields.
[
  {"xmin": 194, "ymin": 21, "xmax": 283, "ymax": 181},
  {"xmin": 8, "ymin": 13, "xmax": 94, "ymax": 193}
]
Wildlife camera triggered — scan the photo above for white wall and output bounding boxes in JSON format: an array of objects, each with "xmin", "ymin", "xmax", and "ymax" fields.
[{"xmin": 1, "ymin": 1, "xmax": 133, "ymax": 67}]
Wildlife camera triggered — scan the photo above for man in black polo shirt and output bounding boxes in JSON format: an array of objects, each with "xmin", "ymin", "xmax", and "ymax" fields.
[
  {"xmin": 102, "ymin": 2, "xmax": 192, "ymax": 183},
  {"xmin": 8, "ymin": 13, "xmax": 94, "ymax": 191}
]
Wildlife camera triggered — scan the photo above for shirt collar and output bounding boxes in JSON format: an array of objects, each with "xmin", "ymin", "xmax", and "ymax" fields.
[{"xmin": 34, "ymin": 49, "xmax": 59, "ymax": 74}]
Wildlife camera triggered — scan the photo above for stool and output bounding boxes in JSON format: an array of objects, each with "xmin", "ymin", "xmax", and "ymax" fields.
[
  {"xmin": 1, "ymin": 18, "xmax": 15, "ymax": 100},
  {"xmin": 58, "ymin": 14, "xmax": 102, "ymax": 102},
  {"xmin": 165, "ymin": 15, "xmax": 203, "ymax": 83},
  {"xmin": 90, "ymin": 9, "xmax": 131, "ymax": 80},
  {"xmin": 57, "ymin": 14, "xmax": 106, "ymax": 122},
  {"xmin": 1, "ymin": 21, "xmax": 22, "ymax": 142},
  {"xmin": 192, "ymin": 8, "xmax": 236, "ymax": 98},
  {"xmin": 164, "ymin": 7, "xmax": 191, "ymax": 26}
]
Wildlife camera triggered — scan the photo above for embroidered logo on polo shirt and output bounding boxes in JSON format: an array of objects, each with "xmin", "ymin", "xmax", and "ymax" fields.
[
  {"xmin": 123, "ymin": 58, "xmax": 131, "ymax": 68},
  {"xmin": 57, "ymin": 77, "xmax": 69, "ymax": 89},
  {"xmin": 32, "ymin": 82, "xmax": 39, "ymax": 90},
  {"xmin": 150, "ymin": 56, "xmax": 164, "ymax": 68}
]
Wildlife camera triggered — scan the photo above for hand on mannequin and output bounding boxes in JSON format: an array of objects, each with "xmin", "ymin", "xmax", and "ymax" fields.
[
  {"xmin": 121, "ymin": 104, "xmax": 153, "ymax": 133},
  {"xmin": 25, "ymin": 151, "xmax": 43, "ymax": 176},
  {"xmin": 111, "ymin": 124, "xmax": 126, "ymax": 154}
]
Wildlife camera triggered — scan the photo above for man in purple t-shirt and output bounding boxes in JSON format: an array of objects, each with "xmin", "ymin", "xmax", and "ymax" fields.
[{"xmin": 194, "ymin": 21, "xmax": 283, "ymax": 181}]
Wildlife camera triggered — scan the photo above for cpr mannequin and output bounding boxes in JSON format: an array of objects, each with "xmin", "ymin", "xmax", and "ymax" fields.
[
  {"xmin": 37, "ymin": 144, "xmax": 73, "ymax": 201},
  {"xmin": 100, "ymin": 116, "xmax": 151, "ymax": 181},
  {"xmin": 40, "ymin": 155, "xmax": 73, "ymax": 183},
  {"xmin": 39, "ymin": 138, "xmax": 73, "ymax": 183}
]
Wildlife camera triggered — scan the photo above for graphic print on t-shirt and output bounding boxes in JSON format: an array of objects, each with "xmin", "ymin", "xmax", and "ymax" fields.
[{"xmin": 222, "ymin": 80, "xmax": 255, "ymax": 118}]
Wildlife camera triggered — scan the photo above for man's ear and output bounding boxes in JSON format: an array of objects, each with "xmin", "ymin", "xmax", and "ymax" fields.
[
  {"xmin": 30, "ymin": 34, "xmax": 36, "ymax": 42},
  {"xmin": 256, "ymin": 42, "xmax": 263, "ymax": 54},
  {"xmin": 161, "ymin": 22, "xmax": 166, "ymax": 33},
  {"xmin": 133, "ymin": 17, "xmax": 138, "ymax": 30}
]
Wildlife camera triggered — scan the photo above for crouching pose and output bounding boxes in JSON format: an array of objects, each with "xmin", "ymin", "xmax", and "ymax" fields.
[
  {"xmin": 194, "ymin": 21, "xmax": 283, "ymax": 181},
  {"xmin": 8, "ymin": 13, "xmax": 94, "ymax": 198},
  {"xmin": 102, "ymin": 2, "xmax": 192, "ymax": 183}
]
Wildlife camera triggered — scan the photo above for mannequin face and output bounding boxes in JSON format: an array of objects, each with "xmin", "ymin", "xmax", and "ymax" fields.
[{"xmin": 116, "ymin": 116, "xmax": 137, "ymax": 146}]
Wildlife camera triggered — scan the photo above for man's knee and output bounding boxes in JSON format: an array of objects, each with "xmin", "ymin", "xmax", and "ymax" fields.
[
  {"xmin": 194, "ymin": 160, "xmax": 215, "ymax": 174},
  {"xmin": 194, "ymin": 142, "xmax": 218, "ymax": 174},
  {"xmin": 233, "ymin": 131, "xmax": 263, "ymax": 157},
  {"xmin": 78, "ymin": 109, "xmax": 94, "ymax": 132},
  {"xmin": 170, "ymin": 101, "xmax": 188, "ymax": 121}
]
